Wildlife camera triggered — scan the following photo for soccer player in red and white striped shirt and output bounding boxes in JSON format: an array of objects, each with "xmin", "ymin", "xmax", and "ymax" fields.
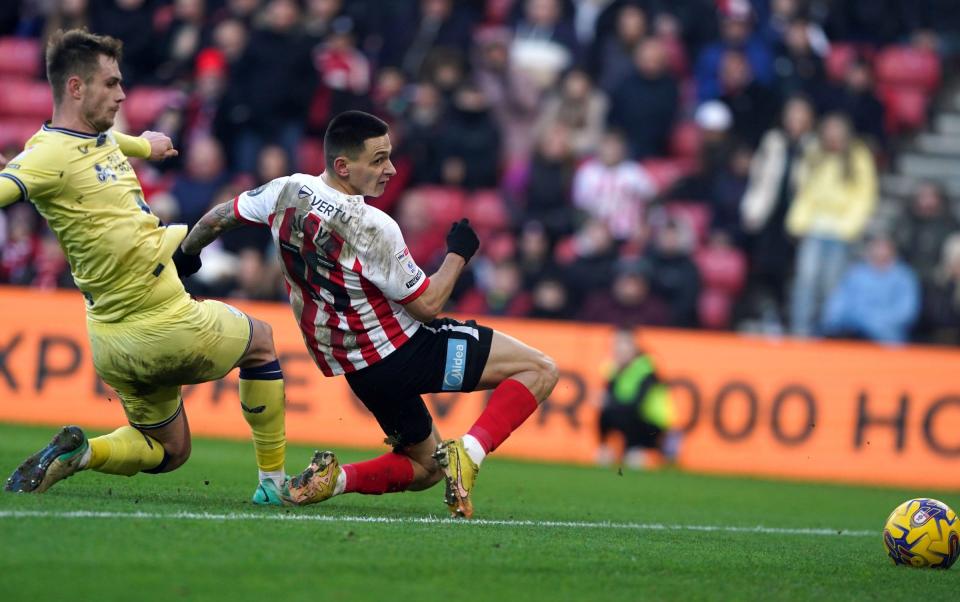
[{"xmin": 180, "ymin": 111, "xmax": 558, "ymax": 518}]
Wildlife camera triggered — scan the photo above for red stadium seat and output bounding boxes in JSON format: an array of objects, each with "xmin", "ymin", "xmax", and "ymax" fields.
[
  {"xmin": 0, "ymin": 37, "xmax": 42, "ymax": 79},
  {"xmin": 698, "ymin": 288, "xmax": 734, "ymax": 329},
  {"xmin": 825, "ymin": 43, "xmax": 858, "ymax": 82},
  {"xmin": 638, "ymin": 158, "xmax": 694, "ymax": 195},
  {"xmin": 878, "ymin": 85, "xmax": 929, "ymax": 134},
  {"xmin": 0, "ymin": 78, "xmax": 53, "ymax": 119},
  {"xmin": 122, "ymin": 87, "xmax": 185, "ymax": 132},
  {"xmin": 664, "ymin": 201, "xmax": 711, "ymax": 247},
  {"xmin": 0, "ymin": 117, "xmax": 40, "ymax": 150},
  {"xmin": 297, "ymin": 137, "xmax": 325, "ymax": 174},
  {"xmin": 465, "ymin": 189, "xmax": 511, "ymax": 234},
  {"xmin": 669, "ymin": 121, "xmax": 702, "ymax": 161},
  {"xmin": 415, "ymin": 186, "xmax": 467, "ymax": 227},
  {"xmin": 695, "ymin": 245, "xmax": 747, "ymax": 294},
  {"xmin": 874, "ymin": 46, "xmax": 941, "ymax": 93}
]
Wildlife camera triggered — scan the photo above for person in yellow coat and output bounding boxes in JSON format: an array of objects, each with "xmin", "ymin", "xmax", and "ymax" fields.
[{"xmin": 786, "ymin": 113, "xmax": 877, "ymax": 337}]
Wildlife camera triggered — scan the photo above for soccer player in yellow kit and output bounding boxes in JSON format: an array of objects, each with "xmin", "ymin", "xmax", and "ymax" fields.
[{"xmin": 1, "ymin": 29, "xmax": 290, "ymax": 505}]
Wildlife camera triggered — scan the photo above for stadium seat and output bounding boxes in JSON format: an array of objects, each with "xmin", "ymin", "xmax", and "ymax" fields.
[
  {"xmin": 698, "ymin": 288, "xmax": 734, "ymax": 329},
  {"xmin": 878, "ymin": 85, "xmax": 929, "ymax": 134},
  {"xmin": 639, "ymin": 158, "xmax": 694, "ymax": 195},
  {"xmin": 122, "ymin": 87, "xmax": 185, "ymax": 132},
  {"xmin": 0, "ymin": 37, "xmax": 42, "ymax": 79},
  {"xmin": 0, "ymin": 78, "xmax": 53, "ymax": 119},
  {"xmin": 694, "ymin": 245, "xmax": 747, "ymax": 295},
  {"xmin": 465, "ymin": 189, "xmax": 511, "ymax": 234},
  {"xmin": 825, "ymin": 43, "xmax": 859, "ymax": 82},
  {"xmin": 297, "ymin": 137, "xmax": 325, "ymax": 174},
  {"xmin": 669, "ymin": 121, "xmax": 702, "ymax": 161},
  {"xmin": 0, "ymin": 117, "xmax": 40, "ymax": 150},
  {"xmin": 664, "ymin": 201, "xmax": 711, "ymax": 247},
  {"xmin": 413, "ymin": 186, "xmax": 467, "ymax": 231},
  {"xmin": 874, "ymin": 46, "xmax": 941, "ymax": 93}
]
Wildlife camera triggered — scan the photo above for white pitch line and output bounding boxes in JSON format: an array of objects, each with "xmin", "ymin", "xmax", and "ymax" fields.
[{"xmin": 0, "ymin": 510, "xmax": 875, "ymax": 537}]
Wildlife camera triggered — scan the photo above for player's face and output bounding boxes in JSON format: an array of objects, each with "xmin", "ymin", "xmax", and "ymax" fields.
[
  {"xmin": 347, "ymin": 134, "xmax": 397, "ymax": 197},
  {"xmin": 81, "ymin": 55, "xmax": 126, "ymax": 132}
]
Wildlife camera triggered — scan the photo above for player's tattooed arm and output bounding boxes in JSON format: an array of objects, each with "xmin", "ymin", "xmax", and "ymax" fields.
[{"xmin": 181, "ymin": 201, "xmax": 241, "ymax": 254}]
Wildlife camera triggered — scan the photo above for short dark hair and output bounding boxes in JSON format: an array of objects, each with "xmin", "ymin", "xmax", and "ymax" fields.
[
  {"xmin": 323, "ymin": 111, "xmax": 389, "ymax": 169},
  {"xmin": 46, "ymin": 29, "xmax": 123, "ymax": 104}
]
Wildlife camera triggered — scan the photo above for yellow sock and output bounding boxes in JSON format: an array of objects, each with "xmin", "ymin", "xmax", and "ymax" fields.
[
  {"xmin": 87, "ymin": 426, "xmax": 165, "ymax": 476},
  {"xmin": 239, "ymin": 360, "xmax": 287, "ymax": 473}
]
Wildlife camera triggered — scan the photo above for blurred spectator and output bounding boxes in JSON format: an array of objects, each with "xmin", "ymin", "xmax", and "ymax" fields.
[
  {"xmin": 819, "ymin": 58, "xmax": 886, "ymax": 151},
  {"xmin": 608, "ymin": 37, "xmax": 679, "ymax": 159},
  {"xmin": 516, "ymin": 220, "xmax": 556, "ymax": 287},
  {"xmin": 773, "ymin": 17, "xmax": 827, "ymax": 102},
  {"xmin": 371, "ymin": 67, "xmax": 411, "ymax": 124},
  {"xmin": 41, "ymin": 0, "xmax": 90, "ymax": 45},
  {"xmin": 473, "ymin": 27, "xmax": 542, "ymax": 163},
  {"xmin": 182, "ymin": 48, "xmax": 228, "ymax": 146},
  {"xmin": 156, "ymin": 0, "xmax": 210, "ymax": 85},
  {"xmin": 592, "ymin": 3, "xmax": 648, "ymax": 94},
  {"xmin": 739, "ymin": 96, "xmax": 816, "ymax": 328},
  {"xmin": 708, "ymin": 142, "xmax": 753, "ymax": 245},
  {"xmin": 667, "ymin": 101, "xmax": 735, "ymax": 205},
  {"xmin": 572, "ymin": 129, "xmax": 656, "ymax": 241},
  {"xmin": 387, "ymin": 0, "xmax": 473, "ymax": 80},
  {"xmin": 403, "ymin": 82, "xmax": 448, "ymax": 186},
  {"xmin": 718, "ymin": 49, "xmax": 780, "ymax": 147},
  {"xmin": 695, "ymin": 2, "xmax": 774, "ymax": 102},
  {"xmin": 304, "ymin": 0, "xmax": 347, "ymax": 41},
  {"xmin": 312, "ymin": 16, "xmax": 373, "ymax": 119},
  {"xmin": 394, "ymin": 188, "xmax": 448, "ymax": 267},
  {"xmin": 529, "ymin": 272, "xmax": 575, "ymax": 320},
  {"xmin": 596, "ymin": 327, "xmax": 679, "ymax": 469},
  {"xmin": 533, "ymin": 67, "xmax": 608, "ymax": 159},
  {"xmin": 90, "ymin": 0, "xmax": 158, "ymax": 86},
  {"xmin": 562, "ymin": 218, "xmax": 619, "ymax": 296},
  {"xmin": 223, "ymin": 0, "xmax": 316, "ymax": 173},
  {"xmin": 436, "ymin": 84, "xmax": 501, "ymax": 189},
  {"xmin": 511, "ymin": 0, "xmax": 579, "ymax": 88},
  {"xmin": 228, "ymin": 247, "xmax": 285, "ymax": 301},
  {"xmin": 169, "ymin": 136, "xmax": 230, "ymax": 226},
  {"xmin": 823, "ymin": 0, "xmax": 909, "ymax": 45},
  {"xmin": 919, "ymin": 234, "xmax": 960, "ymax": 345},
  {"xmin": 522, "ymin": 124, "xmax": 577, "ymax": 238},
  {"xmin": 787, "ymin": 113, "xmax": 878, "ymax": 337},
  {"xmin": 897, "ymin": 181, "xmax": 959, "ymax": 286},
  {"xmin": 0, "ymin": 205, "xmax": 39, "ymax": 285},
  {"xmin": 577, "ymin": 259, "xmax": 671, "ymax": 326},
  {"xmin": 821, "ymin": 233, "xmax": 919, "ymax": 344},
  {"xmin": 31, "ymin": 233, "xmax": 72, "ymax": 290},
  {"xmin": 457, "ymin": 261, "xmax": 533, "ymax": 317},
  {"xmin": 645, "ymin": 218, "xmax": 701, "ymax": 327}
]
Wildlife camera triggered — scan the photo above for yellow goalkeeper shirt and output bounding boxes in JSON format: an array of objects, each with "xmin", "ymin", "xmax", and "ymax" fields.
[{"xmin": 0, "ymin": 123, "xmax": 188, "ymax": 322}]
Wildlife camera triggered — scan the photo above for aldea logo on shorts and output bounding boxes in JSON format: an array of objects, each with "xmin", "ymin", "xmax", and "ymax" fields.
[{"xmin": 442, "ymin": 340, "xmax": 467, "ymax": 391}]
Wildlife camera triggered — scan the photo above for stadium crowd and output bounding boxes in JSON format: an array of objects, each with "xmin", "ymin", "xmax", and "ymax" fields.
[{"xmin": 3, "ymin": 0, "xmax": 960, "ymax": 345}]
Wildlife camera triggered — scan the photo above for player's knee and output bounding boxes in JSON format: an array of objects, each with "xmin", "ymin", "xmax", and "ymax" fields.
[
  {"xmin": 537, "ymin": 352, "xmax": 559, "ymax": 397},
  {"xmin": 240, "ymin": 318, "xmax": 278, "ymax": 367},
  {"xmin": 161, "ymin": 439, "xmax": 192, "ymax": 472}
]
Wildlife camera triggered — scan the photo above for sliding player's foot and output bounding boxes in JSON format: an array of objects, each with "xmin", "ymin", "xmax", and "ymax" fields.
[
  {"xmin": 252, "ymin": 476, "xmax": 292, "ymax": 506},
  {"xmin": 286, "ymin": 451, "xmax": 341, "ymax": 505},
  {"xmin": 434, "ymin": 439, "xmax": 479, "ymax": 519},
  {"xmin": 5, "ymin": 426, "xmax": 88, "ymax": 493}
]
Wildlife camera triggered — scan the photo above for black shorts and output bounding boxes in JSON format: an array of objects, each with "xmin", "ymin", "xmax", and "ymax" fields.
[
  {"xmin": 599, "ymin": 405, "xmax": 663, "ymax": 450},
  {"xmin": 345, "ymin": 317, "xmax": 494, "ymax": 448}
]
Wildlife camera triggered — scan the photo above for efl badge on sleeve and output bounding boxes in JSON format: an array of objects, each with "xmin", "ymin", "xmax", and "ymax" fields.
[{"xmin": 395, "ymin": 247, "xmax": 418, "ymax": 276}]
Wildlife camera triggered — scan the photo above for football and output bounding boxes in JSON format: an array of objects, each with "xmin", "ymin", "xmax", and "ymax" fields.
[{"xmin": 883, "ymin": 498, "xmax": 960, "ymax": 568}]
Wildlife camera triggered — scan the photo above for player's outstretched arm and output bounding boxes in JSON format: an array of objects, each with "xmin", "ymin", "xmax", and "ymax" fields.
[
  {"xmin": 115, "ymin": 131, "xmax": 178, "ymax": 161},
  {"xmin": 405, "ymin": 218, "xmax": 480, "ymax": 323},
  {"xmin": 181, "ymin": 200, "xmax": 242, "ymax": 255}
]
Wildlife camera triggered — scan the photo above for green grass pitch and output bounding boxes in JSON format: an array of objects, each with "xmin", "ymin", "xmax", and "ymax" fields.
[{"xmin": 0, "ymin": 423, "xmax": 957, "ymax": 601}]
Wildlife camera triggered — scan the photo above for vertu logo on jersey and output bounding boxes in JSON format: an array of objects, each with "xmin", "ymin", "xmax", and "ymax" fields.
[
  {"xmin": 94, "ymin": 163, "xmax": 117, "ymax": 183},
  {"xmin": 442, "ymin": 340, "xmax": 467, "ymax": 391}
]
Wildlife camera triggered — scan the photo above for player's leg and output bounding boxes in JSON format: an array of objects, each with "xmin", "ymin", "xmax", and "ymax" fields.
[
  {"xmin": 434, "ymin": 327, "xmax": 558, "ymax": 517},
  {"xmin": 232, "ymin": 316, "xmax": 288, "ymax": 504},
  {"xmin": 4, "ymin": 387, "xmax": 188, "ymax": 493},
  {"xmin": 286, "ymin": 386, "xmax": 443, "ymax": 504}
]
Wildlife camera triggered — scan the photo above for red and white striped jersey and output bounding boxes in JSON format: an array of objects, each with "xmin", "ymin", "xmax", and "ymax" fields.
[{"xmin": 234, "ymin": 173, "xmax": 430, "ymax": 376}]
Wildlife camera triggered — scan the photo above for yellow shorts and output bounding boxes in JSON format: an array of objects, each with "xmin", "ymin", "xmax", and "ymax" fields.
[{"xmin": 87, "ymin": 295, "xmax": 252, "ymax": 429}]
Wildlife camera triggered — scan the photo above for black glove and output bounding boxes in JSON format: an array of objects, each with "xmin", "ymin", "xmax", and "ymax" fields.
[
  {"xmin": 172, "ymin": 247, "xmax": 202, "ymax": 278},
  {"xmin": 446, "ymin": 218, "xmax": 480, "ymax": 262}
]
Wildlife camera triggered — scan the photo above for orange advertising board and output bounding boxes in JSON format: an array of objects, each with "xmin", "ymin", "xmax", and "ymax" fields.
[{"xmin": 1, "ymin": 286, "xmax": 958, "ymax": 490}]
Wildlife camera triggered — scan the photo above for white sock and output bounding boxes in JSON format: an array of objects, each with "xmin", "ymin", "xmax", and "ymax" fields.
[
  {"xmin": 259, "ymin": 469, "xmax": 286, "ymax": 488},
  {"xmin": 333, "ymin": 469, "xmax": 346, "ymax": 496},
  {"xmin": 78, "ymin": 445, "xmax": 92, "ymax": 470},
  {"xmin": 462, "ymin": 434, "xmax": 487, "ymax": 466}
]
